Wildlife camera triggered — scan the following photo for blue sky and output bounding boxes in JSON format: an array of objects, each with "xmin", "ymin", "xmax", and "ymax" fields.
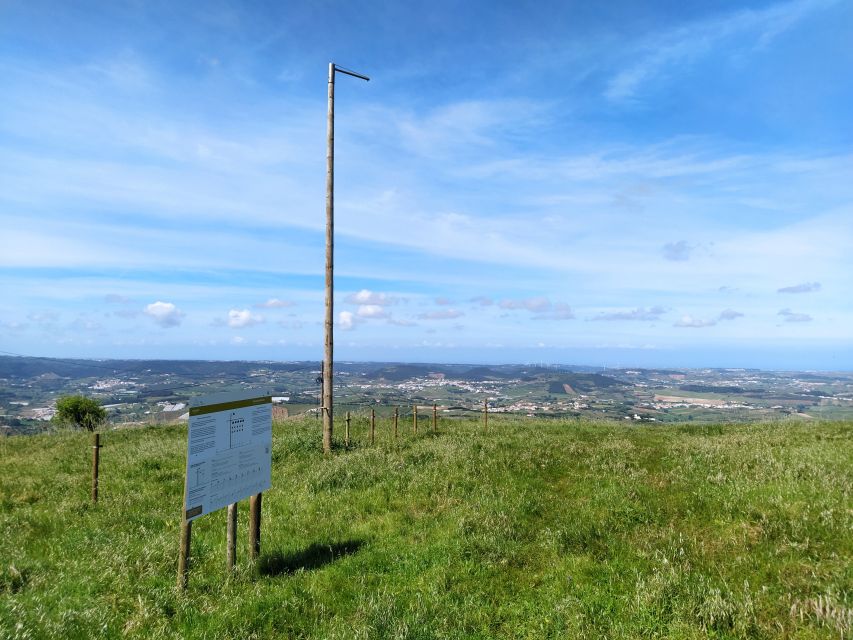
[{"xmin": 1, "ymin": 0, "xmax": 851, "ymax": 369}]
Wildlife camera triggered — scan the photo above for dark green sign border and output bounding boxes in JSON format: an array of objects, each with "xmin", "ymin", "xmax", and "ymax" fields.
[{"xmin": 189, "ymin": 396, "xmax": 272, "ymax": 417}]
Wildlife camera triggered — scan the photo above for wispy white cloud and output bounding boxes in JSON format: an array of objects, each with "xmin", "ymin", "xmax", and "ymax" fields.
[
  {"xmin": 592, "ymin": 306, "xmax": 667, "ymax": 322},
  {"xmin": 254, "ymin": 298, "xmax": 295, "ymax": 308},
  {"xmin": 418, "ymin": 309, "xmax": 464, "ymax": 320},
  {"xmin": 499, "ymin": 297, "xmax": 552, "ymax": 312},
  {"xmin": 605, "ymin": 0, "xmax": 837, "ymax": 102},
  {"xmin": 662, "ymin": 240, "xmax": 694, "ymax": 262},
  {"xmin": 344, "ymin": 289, "xmax": 398, "ymax": 306},
  {"xmin": 674, "ymin": 315, "xmax": 717, "ymax": 328},
  {"xmin": 356, "ymin": 305, "xmax": 389, "ymax": 319},
  {"xmin": 778, "ymin": 308, "xmax": 813, "ymax": 322},
  {"xmin": 778, "ymin": 282, "xmax": 821, "ymax": 293},
  {"xmin": 718, "ymin": 309, "xmax": 744, "ymax": 321}
]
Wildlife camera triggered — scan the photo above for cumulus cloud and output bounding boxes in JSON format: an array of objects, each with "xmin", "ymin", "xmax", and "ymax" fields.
[
  {"xmin": 674, "ymin": 315, "xmax": 716, "ymax": 328},
  {"xmin": 592, "ymin": 306, "xmax": 666, "ymax": 321},
  {"xmin": 227, "ymin": 309, "xmax": 264, "ymax": 328},
  {"xmin": 254, "ymin": 298, "xmax": 294, "ymax": 309},
  {"xmin": 777, "ymin": 282, "xmax": 821, "ymax": 294},
  {"xmin": 144, "ymin": 301, "xmax": 184, "ymax": 328},
  {"xmin": 469, "ymin": 296, "xmax": 494, "ymax": 306},
  {"xmin": 717, "ymin": 309, "xmax": 744, "ymax": 321},
  {"xmin": 338, "ymin": 311, "xmax": 355, "ymax": 330},
  {"xmin": 662, "ymin": 240, "xmax": 694, "ymax": 261},
  {"xmin": 778, "ymin": 308, "xmax": 812, "ymax": 323},
  {"xmin": 499, "ymin": 297, "xmax": 551, "ymax": 312},
  {"xmin": 418, "ymin": 309, "xmax": 464, "ymax": 320},
  {"xmin": 231, "ymin": 336, "xmax": 246, "ymax": 345},
  {"xmin": 344, "ymin": 289, "xmax": 397, "ymax": 306},
  {"xmin": 356, "ymin": 304, "xmax": 389, "ymax": 319}
]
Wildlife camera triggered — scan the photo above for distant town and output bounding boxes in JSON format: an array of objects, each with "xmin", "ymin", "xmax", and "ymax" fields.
[{"xmin": 1, "ymin": 356, "xmax": 851, "ymax": 434}]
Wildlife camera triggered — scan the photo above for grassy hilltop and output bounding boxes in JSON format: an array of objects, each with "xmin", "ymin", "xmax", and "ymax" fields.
[{"xmin": 1, "ymin": 417, "xmax": 852, "ymax": 639}]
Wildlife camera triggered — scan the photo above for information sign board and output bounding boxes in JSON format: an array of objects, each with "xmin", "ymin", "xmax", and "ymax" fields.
[{"xmin": 183, "ymin": 390, "xmax": 272, "ymax": 522}]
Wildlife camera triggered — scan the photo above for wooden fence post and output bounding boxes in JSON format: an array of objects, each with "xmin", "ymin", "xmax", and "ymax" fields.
[
  {"xmin": 394, "ymin": 406, "xmax": 399, "ymax": 439},
  {"xmin": 413, "ymin": 405, "xmax": 418, "ymax": 434},
  {"xmin": 249, "ymin": 493, "xmax": 262, "ymax": 560},
  {"xmin": 345, "ymin": 411, "xmax": 351, "ymax": 448},
  {"xmin": 227, "ymin": 503, "xmax": 237, "ymax": 573},
  {"xmin": 433, "ymin": 404, "xmax": 437, "ymax": 433},
  {"xmin": 91, "ymin": 432, "xmax": 101, "ymax": 503},
  {"xmin": 370, "ymin": 408, "xmax": 375, "ymax": 445},
  {"xmin": 177, "ymin": 519, "xmax": 192, "ymax": 590},
  {"xmin": 483, "ymin": 400, "xmax": 488, "ymax": 432}
]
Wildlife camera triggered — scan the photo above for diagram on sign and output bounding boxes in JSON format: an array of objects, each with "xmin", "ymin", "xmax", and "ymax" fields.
[
  {"xmin": 228, "ymin": 411, "xmax": 250, "ymax": 449},
  {"xmin": 188, "ymin": 461, "xmax": 207, "ymax": 489}
]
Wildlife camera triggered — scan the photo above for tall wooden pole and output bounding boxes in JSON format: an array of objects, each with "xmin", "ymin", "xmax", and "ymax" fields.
[
  {"xmin": 413, "ymin": 405, "xmax": 418, "ymax": 434},
  {"xmin": 323, "ymin": 63, "xmax": 335, "ymax": 455},
  {"xmin": 322, "ymin": 63, "xmax": 369, "ymax": 455},
  {"xmin": 370, "ymin": 408, "xmax": 375, "ymax": 445}
]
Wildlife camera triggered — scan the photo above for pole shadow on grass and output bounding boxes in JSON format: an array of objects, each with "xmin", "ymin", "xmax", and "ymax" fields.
[{"xmin": 257, "ymin": 539, "xmax": 365, "ymax": 576}]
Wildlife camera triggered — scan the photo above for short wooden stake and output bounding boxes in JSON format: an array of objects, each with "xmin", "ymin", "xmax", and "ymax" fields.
[
  {"xmin": 370, "ymin": 408, "xmax": 375, "ymax": 445},
  {"xmin": 432, "ymin": 404, "xmax": 437, "ymax": 432},
  {"xmin": 91, "ymin": 432, "xmax": 101, "ymax": 503},
  {"xmin": 177, "ymin": 519, "xmax": 192, "ymax": 590},
  {"xmin": 227, "ymin": 503, "xmax": 237, "ymax": 572},
  {"xmin": 413, "ymin": 405, "xmax": 418, "ymax": 434},
  {"xmin": 345, "ymin": 411, "xmax": 351, "ymax": 448},
  {"xmin": 394, "ymin": 406, "xmax": 399, "ymax": 439},
  {"xmin": 249, "ymin": 493, "xmax": 262, "ymax": 560}
]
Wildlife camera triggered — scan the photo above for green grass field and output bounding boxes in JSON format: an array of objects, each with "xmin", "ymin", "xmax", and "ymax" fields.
[{"xmin": 2, "ymin": 417, "xmax": 851, "ymax": 639}]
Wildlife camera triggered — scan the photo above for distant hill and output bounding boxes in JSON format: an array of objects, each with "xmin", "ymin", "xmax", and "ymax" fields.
[
  {"xmin": 0, "ymin": 356, "xmax": 315, "ymax": 380},
  {"xmin": 547, "ymin": 373, "xmax": 626, "ymax": 394},
  {"xmin": 366, "ymin": 364, "xmax": 439, "ymax": 382}
]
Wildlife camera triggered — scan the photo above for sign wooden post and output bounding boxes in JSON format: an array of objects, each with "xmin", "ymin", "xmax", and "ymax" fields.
[
  {"xmin": 394, "ymin": 406, "xmax": 399, "ymax": 439},
  {"xmin": 413, "ymin": 405, "xmax": 418, "ymax": 434},
  {"xmin": 178, "ymin": 453, "xmax": 192, "ymax": 591},
  {"xmin": 249, "ymin": 493, "xmax": 262, "ymax": 559},
  {"xmin": 483, "ymin": 400, "xmax": 488, "ymax": 432},
  {"xmin": 432, "ymin": 404, "xmax": 437, "ymax": 433},
  {"xmin": 226, "ymin": 503, "xmax": 237, "ymax": 572},
  {"xmin": 91, "ymin": 432, "xmax": 101, "ymax": 503},
  {"xmin": 177, "ymin": 519, "xmax": 192, "ymax": 591},
  {"xmin": 370, "ymin": 408, "xmax": 375, "ymax": 445}
]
